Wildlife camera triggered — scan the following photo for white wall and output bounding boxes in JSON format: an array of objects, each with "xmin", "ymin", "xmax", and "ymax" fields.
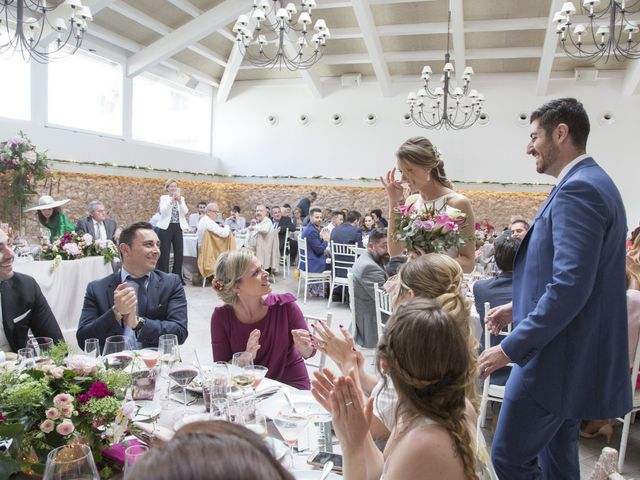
[{"xmin": 212, "ymin": 76, "xmax": 640, "ymax": 228}]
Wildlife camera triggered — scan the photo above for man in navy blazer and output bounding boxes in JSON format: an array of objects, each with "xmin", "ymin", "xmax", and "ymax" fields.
[
  {"xmin": 0, "ymin": 229, "xmax": 62, "ymax": 360},
  {"xmin": 478, "ymin": 98, "xmax": 631, "ymax": 478},
  {"xmin": 77, "ymin": 222, "xmax": 188, "ymax": 351},
  {"xmin": 330, "ymin": 210, "xmax": 364, "ymax": 279},
  {"xmin": 300, "ymin": 208, "xmax": 330, "ymax": 273}
]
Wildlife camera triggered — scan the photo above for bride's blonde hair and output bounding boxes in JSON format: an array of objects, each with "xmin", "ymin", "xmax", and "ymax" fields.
[{"xmin": 396, "ymin": 136, "xmax": 453, "ymax": 189}]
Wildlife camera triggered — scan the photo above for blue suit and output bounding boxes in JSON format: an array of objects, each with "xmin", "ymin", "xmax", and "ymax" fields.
[
  {"xmin": 300, "ymin": 224, "xmax": 327, "ymax": 273},
  {"xmin": 492, "ymin": 158, "xmax": 631, "ymax": 479},
  {"xmin": 330, "ymin": 224, "xmax": 363, "ymax": 278},
  {"xmin": 77, "ymin": 270, "xmax": 188, "ymax": 350}
]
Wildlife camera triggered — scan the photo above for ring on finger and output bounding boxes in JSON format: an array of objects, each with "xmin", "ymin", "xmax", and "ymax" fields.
[{"xmin": 345, "ymin": 401, "xmax": 353, "ymax": 406}]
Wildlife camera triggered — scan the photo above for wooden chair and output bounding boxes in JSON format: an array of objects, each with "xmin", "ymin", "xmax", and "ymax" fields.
[
  {"xmin": 296, "ymin": 236, "xmax": 331, "ymax": 304},
  {"xmin": 327, "ymin": 241, "xmax": 358, "ymax": 308}
]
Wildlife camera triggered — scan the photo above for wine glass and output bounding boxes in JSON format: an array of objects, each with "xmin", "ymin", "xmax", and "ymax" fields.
[
  {"xmin": 158, "ymin": 335, "xmax": 179, "ymax": 401},
  {"xmin": 231, "ymin": 352, "xmax": 254, "ymax": 390},
  {"xmin": 204, "ymin": 362, "xmax": 229, "ymax": 413},
  {"xmin": 102, "ymin": 335, "xmax": 134, "ymax": 370},
  {"xmin": 27, "ymin": 337, "xmax": 53, "ymax": 362},
  {"xmin": 17, "ymin": 347, "xmax": 36, "ymax": 370},
  {"xmin": 124, "ymin": 444, "xmax": 149, "ymax": 477},
  {"xmin": 84, "ymin": 339, "xmax": 100, "ymax": 359},
  {"xmin": 273, "ymin": 406, "xmax": 309, "ymax": 469},
  {"xmin": 168, "ymin": 355, "xmax": 199, "ymax": 407},
  {"xmin": 209, "ymin": 397, "xmax": 230, "ymax": 421},
  {"xmin": 43, "ymin": 444, "xmax": 99, "ymax": 480},
  {"xmin": 140, "ymin": 348, "xmax": 159, "ymax": 369},
  {"xmin": 245, "ymin": 365, "xmax": 268, "ymax": 389}
]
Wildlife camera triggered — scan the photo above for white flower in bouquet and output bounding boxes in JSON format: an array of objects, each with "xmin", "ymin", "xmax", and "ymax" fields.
[
  {"xmin": 82, "ymin": 233, "xmax": 94, "ymax": 245},
  {"xmin": 62, "ymin": 242, "xmax": 82, "ymax": 257},
  {"xmin": 22, "ymin": 150, "xmax": 37, "ymax": 164},
  {"xmin": 65, "ymin": 354, "xmax": 102, "ymax": 376}
]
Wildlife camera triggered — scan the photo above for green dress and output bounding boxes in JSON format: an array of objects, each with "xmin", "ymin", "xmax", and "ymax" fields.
[{"xmin": 42, "ymin": 212, "xmax": 75, "ymax": 242}]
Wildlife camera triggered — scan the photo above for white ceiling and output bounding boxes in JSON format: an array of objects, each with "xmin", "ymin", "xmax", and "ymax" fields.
[{"xmin": 81, "ymin": 0, "xmax": 640, "ymax": 101}]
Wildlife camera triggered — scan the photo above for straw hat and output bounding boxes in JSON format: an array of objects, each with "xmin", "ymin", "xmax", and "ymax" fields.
[{"xmin": 23, "ymin": 195, "xmax": 70, "ymax": 212}]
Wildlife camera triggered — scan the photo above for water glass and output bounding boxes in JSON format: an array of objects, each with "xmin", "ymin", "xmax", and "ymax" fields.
[
  {"xmin": 232, "ymin": 351, "xmax": 254, "ymax": 369},
  {"xmin": 84, "ymin": 339, "xmax": 100, "ymax": 359},
  {"xmin": 204, "ymin": 362, "xmax": 229, "ymax": 412},
  {"xmin": 102, "ymin": 335, "xmax": 134, "ymax": 370},
  {"xmin": 158, "ymin": 335, "xmax": 179, "ymax": 400},
  {"xmin": 27, "ymin": 336, "xmax": 53, "ymax": 359},
  {"xmin": 124, "ymin": 444, "xmax": 149, "ymax": 477},
  {"xmin": 241, "ymin": 399, "xmax": 268, "ymax": 438},
  {"xmin": 210, "ymin": 397, "xmax": 230, "ymax": 421},
  {"xmin": 17, "ymin": 347, "xmax": 36, "ymax": 369},
  {"xmin": 43, "ymin": 444, "xmax": 99, "ymax": 480}
]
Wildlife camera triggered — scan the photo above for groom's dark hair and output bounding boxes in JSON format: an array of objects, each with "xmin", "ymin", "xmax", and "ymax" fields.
[{"xmin": 530, "ymin": 97, "xmax": 590, "ymax": 150}]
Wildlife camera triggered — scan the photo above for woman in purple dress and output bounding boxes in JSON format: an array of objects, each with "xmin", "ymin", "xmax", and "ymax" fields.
[{"xmin": 210, "ymin": 249, "xmax": 314, "ymax": 389}]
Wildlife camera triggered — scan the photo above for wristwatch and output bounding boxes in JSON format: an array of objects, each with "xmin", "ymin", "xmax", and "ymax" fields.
[{"xmin": 133, "ymin": 317, "xmax": 146, "ymax": 337}]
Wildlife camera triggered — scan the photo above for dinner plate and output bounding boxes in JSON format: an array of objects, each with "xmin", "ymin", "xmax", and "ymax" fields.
[
  {"xmin": 173, "ymin": 413, "xmax": 211, "ymax": 431},
  {"xmin": 134, "ymin": 400, "xmax": 161, "ymax": 422},
  {"xmin": 291, "ymin": 470, "xmax": 342, "ymax": 479},
  {"xmin": 258, "ymin": 390, "xmax": 327, "ymax": 420}
]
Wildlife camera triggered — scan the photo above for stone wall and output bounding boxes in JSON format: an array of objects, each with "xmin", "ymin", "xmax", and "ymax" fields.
[{"xmin": 1, "ymin": 171, "xmax": 548, "ymax": 236}]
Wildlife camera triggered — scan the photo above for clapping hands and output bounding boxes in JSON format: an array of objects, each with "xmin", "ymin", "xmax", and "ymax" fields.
[{"xmin": 245, "ymin": 329, "xmax": 261, "ymax": 358}]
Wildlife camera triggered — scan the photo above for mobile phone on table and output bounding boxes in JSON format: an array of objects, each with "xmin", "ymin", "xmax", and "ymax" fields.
[{"xmin": 307, "ymin": 450, "xmax": 343, "ymax": 473}]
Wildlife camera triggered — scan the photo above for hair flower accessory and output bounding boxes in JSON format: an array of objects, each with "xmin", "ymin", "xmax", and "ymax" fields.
[{"xmin": 213, "ymin": 278, "xmax": 225, "ymax": 291}]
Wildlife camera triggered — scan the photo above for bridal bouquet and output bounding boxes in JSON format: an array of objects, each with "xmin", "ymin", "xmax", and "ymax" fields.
[
  {"xmin": 0, "ymin": 344, "xmax": 135, "ymax": 478},
  {"xmin": 395, "ymin": 202, "xmax": 469, "ymax": 254},
  {"xmin": 40, "ymin": 231, "xmax": 119, "ymax": 267}
]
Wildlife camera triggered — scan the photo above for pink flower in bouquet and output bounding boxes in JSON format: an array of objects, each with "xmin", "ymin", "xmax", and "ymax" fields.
[
  {"xmin": 82, "ymin": 233, "xmax": 93, "ymax": 244},
  {"xmin": 56, "ymin": 419, "xmax": 75, "ymax": 436},
  {"xmin": 96, "ymin": 239, "xmax": 107, "ymax": 249},
  {"xmin": 0, "ymin": 411, "xmax": 5, "ymax": 423},
  {"xmin": 62, "ymin": 242, "xmax": 81, "ymax": 256},
  {"xmin": 53, "ymin": 393, "xmax": 74, "ymax": 407},
  {"xmin": 441, "ymin": 221, "xmax": 459, "ymax": 233},
  {"xmin": 412, "ymin": 219, "xmax": 434, "ymax": 231},
  {"xmin": 397, "ymin": 204, "xmax": 415, "ymax": 218},
  {"xmin": 40, "ymin": 419, "xmax": 55, "ymax": 434},
  {"xmin": 87, "ymin": 381, "xmax": 113, "ymax": 399},
  {"xmin": 76, "ymin": 394, "xmax": 89, "ymax": 404},
  {"xmin": 45, "ymin": 407, "xmax": 60, "ymax": 420},
  {"xmin": 65, "ymin": 355, "xmax": 100, "ymax": 376},
  {"xmin": 434, "ymin": 212, "xmax": 452, "ymax": 228},
  {"xmin": 60, "ymin": 404, "xmax": 74, "ymax": 418},
  {"xmin": 51, "ymin": 366, "xmax": 65, "ymax": 379}
]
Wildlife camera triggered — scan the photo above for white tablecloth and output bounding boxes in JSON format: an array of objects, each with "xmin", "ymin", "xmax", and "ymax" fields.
[
  {"xmin": 183, "ymin": 235, "xmax": 198, "ymax": 258},
  {"xmin": 13, "ymin": 256, "xmax": 112, "ymax": 346}
]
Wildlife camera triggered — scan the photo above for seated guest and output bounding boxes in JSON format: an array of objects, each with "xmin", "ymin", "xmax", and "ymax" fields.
[
  {"xmin": 282, "ymin": 203, "xmax": 292, "ymax": 217},
  {"xmin": 0, "ymin": 229, "xmax": 62, "ymax": 362},
  {"xmin": 76, "ymin": 200, "xmax": 119, "ymax": 242},
  {"xmin": 300, "ymin": 208, "xmax": 330, "ymax": 273},
  {"xmin": 371, "ymin": 208, "xmax": 388, "ymax": 228},
  {"xmin": 352, "ymin": 229, "xmax": 389, "ymax": 348},
  {"xmin": 296, "ymin": 191, "xmax": 316, "ymax": 220},
  {"xmin": 127, "ymin": 420, "xmax": 294, "ymax": 480},
  {"xmin": 247, "ymin": 204, "xmax": 273, "ymax": 248},
  {"xmin": 312, "ymin": 298, "xmax": 483, "ymax": 479},
  {"xmin": 473, "ymin": 236, "xmax": 520, "ymax": 386},
  {"xmin": 292, "ymin": 207, "xmax": 303, "ymax": 228},
  {"xmin": 271, "ymin": 206, "xmax": 294, "ymax": 255},
  {"xmin": 509, "ymin": 218, "xmax": 530, "ymax": 240},
  {"xmin": 24, "ymin": 195, "xmax": 75, "ymax": 242},
  {"xmin": 188, "ymin": 201, "xmax": 207, "ymax": 231},
  {"xmin": 224, "ymin": 205, "xmax": 246, "ymax": 231},
  {"xmin": 77, "ymin": 222, "xmax": 188, "ymax": 350},
  {"xmin": 197, "ymin": 203, "xmax": 230, "ymax": 244},
  {"xmin": 330, "ymin": 210, "xmax": 363, "ymax": 248},
  {"xmin": 322, "ymin": 210, "xmax": 344, "ymax": 235},
  {"xmin": 361, "ymin": 213, "xmax": 375, "ymax": 242},
  {"xmin": 211, "ymin": 250, "xmax": 314, "ymax": 389}
]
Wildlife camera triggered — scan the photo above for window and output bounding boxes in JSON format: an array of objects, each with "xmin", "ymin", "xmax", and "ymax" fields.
[
  {"xmin": 0, "ymin": 52, "xmax": 31, "ymax": 121},
  {"xmin": 132, "ymin": 73, "xmax": 211, "ymax": 153},
  {"xmin": 48, "ymin": 50, "xmax": 123, "ymax": 135}
]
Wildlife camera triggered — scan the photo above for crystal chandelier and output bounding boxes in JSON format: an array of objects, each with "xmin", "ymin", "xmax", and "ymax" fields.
[
  {"xmin": 553, "ymin": 1, "xmax": 640, "ymax": 61},
  {"xmin": 233, "ymin": 0, "xmax": 330, "ymax": 71},
  {"xmin": 0, "ymin": 0, "xmax": 92, "ymax": 63},
  {"xmin": 406, "ymin": 12, "xmax": 485, "ymax": 130}
]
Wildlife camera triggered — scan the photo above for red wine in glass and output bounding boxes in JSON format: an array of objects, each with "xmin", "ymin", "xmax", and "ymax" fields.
[{"xmin": 105, "ymin": 353, "xmax": 133, "ymax": 370}]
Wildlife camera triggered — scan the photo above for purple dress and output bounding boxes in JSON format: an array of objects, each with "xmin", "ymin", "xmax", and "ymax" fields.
[{"xmin": 210, "ymin": 293, "xmax": 311, "ymax": 390}]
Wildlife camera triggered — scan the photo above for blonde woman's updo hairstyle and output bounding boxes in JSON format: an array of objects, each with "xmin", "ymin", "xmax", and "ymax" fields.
[
  {"xmin": 396, "ymin": 136, "xmax": 453, "ymax": 189},
  {"xmin": 213, "ymin": 249, "xmax": 255, "ymax": 304},
  {"xmin": 164, "ymin": 178, "xmax": 178, "ymax": 190},
  {"xmin": 377, "ymin": 299, "xmax": 478, "ymax": 480}
]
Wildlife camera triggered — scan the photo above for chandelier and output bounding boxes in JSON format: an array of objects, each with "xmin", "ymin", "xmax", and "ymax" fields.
[
  {"xmin": 553, "ymin": 1, "xmax": 640, "ymax": 61},
  {"xmin": 0, "ymin": 0, "xmax": 92, "ymax": 63},
  {"xmin": 233, "ymin": 0, "xmax": 330, "ymax": 71},
  {"xmin": 406, "ymin": 12, "xmax": 485, "ymax": 130}
]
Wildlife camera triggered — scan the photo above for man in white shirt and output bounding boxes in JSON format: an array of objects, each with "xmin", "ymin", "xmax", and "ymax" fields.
[
  {"xmin": 197, "ymin": 203, "xmax": 231, "ymax": 243},
  {"xmin": 76, "ymin": 200, "xmax": 119, "ymax": 242},
  {"xmin": 188, "ymin": 201, "xmax": 207, "ymax": 232}
]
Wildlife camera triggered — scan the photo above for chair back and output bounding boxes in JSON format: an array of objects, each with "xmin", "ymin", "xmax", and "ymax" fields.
[
  {"xmin": 234, "ymin": 230, "xmax": 248, "ymax": 248},
  {"xmin": 304, "ymin": 312, "xmax": 333, "ymax": 370},
  {"xmin": 354, "ymin": 247, "xmax": 367, "ymax": 258},
  {"xmin": 373, "ymin": 283, "xmax": 391, "ymax": 340},
  {"xmin": 330, "ymin": 241, "xmax": 358, "ymax": 279},
  {"xmin": 279, "ymin": 228, "xmax": 290, "ymax": 278},
  {"xmin": 347, "ymin": 270, "xmax": 356, "ymax": 330},
  {"xmin": 297, "ymin": 236, "xmax": 309, "ymax": 274}
]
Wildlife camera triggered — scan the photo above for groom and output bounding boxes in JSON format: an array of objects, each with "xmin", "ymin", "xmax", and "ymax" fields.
[{"xmin": 478, "ymin": 98, "xmax": 631, "ymax": 479}]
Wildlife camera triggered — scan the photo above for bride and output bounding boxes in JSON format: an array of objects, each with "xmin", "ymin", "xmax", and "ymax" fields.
[{"xmin": 380, "ymin": 136, "xmax": 476, "ymax": 273}]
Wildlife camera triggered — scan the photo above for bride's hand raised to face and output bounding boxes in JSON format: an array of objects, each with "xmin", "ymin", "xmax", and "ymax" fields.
[{"xmin": 380, "ymin": 168, "xmax": 404, "ymax": 205}]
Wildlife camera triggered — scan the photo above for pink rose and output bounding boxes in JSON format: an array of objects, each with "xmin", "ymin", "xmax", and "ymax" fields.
[
  {"xmin": 40, "ymin": 419, "xmax": 55, "ymax": 434},
  {"xmin": 56, "ymin": 419, "xmax": 75, "ymax": 436},
  {"xmin": 53, "ymin": 393, "xmax": 74, "ymax": 407},
  {"xmin": 51, "ymin": 367, "xmax": 65, "ymax": 379},
  {"xmin": 46, "ymin": 408, "xmax": 60, "ymax": 420},
  {"xmin": 60, "ymin": 404, "xmax": 74, "ymax": 418}
]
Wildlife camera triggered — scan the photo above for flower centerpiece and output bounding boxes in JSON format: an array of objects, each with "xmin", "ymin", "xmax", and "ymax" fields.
[
  {"xmin": 0, "ymin": 344, "xmax": 136, "ymax": 478},
  {"xmin": 474, "ymin": 219, "xmax": 496, "ymax": 247},
  {"xmin": 40, "ymin": 231, "xmax": 119, "ymax": 271},
  {"xmin": 0, "ymin": 132, "xmax": 50, "ymax": 224},
  {"xmin": 395, "ymin": 202, "xmax": 469, "ymax": 254}
]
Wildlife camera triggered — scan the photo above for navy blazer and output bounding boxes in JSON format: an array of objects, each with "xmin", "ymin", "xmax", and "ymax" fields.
[
  {"xmin": 77, "ymin": 269, "xmax": 188, "ymax": 350},
  {"xmin": 300, "ymin": 224, "xmax": 327, "ymax": 273},
  {"xmin": 1, "ymin": 273, "xmax": 63, "ymax": 352},
  {"xmin": 330, "ymin": 224, "xmax": 363, "ymax": 278},
  {"xmin": 501, "ymin": 158, "xmax": 631, "ymax": 419},
  {"xmin": 274, "ymin": 216, "xmax": 295, "ymax": 252}
]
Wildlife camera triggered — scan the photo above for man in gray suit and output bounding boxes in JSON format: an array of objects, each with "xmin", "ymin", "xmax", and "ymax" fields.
[
  {"xmin": 76, "ymin": 200, "xmax": 119, "ymax": 242},
  {"xmin": 352, "ymin": 229, "xmax": 389, "ymax": 348}
]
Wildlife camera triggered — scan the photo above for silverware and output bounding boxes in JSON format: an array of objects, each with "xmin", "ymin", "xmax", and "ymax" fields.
[
  {"xmin": 254, "ymin": 386, "xmax": 281, "ymax": 401},
  {"xmin": 320, "ymin": 461, "xmax": 334, "ymax": 480},
  {"xmin": 282, "ymin": 387, "xmax": 301, "ymax": 415}
]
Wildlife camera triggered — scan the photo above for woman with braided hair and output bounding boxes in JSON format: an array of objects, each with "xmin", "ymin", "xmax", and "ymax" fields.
[
  {"xmin": 380, "ymin": 136, "xmax": 476, "ymax": 273},
  {"xmin": 313, "ymin": 298, "xmax": 484, "ymax": 480}
]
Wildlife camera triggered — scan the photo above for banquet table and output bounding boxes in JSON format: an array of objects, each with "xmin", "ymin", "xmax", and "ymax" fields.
[{"xmin": 13, "ymin": 256, "xmax": 112, "ymax": 346}]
